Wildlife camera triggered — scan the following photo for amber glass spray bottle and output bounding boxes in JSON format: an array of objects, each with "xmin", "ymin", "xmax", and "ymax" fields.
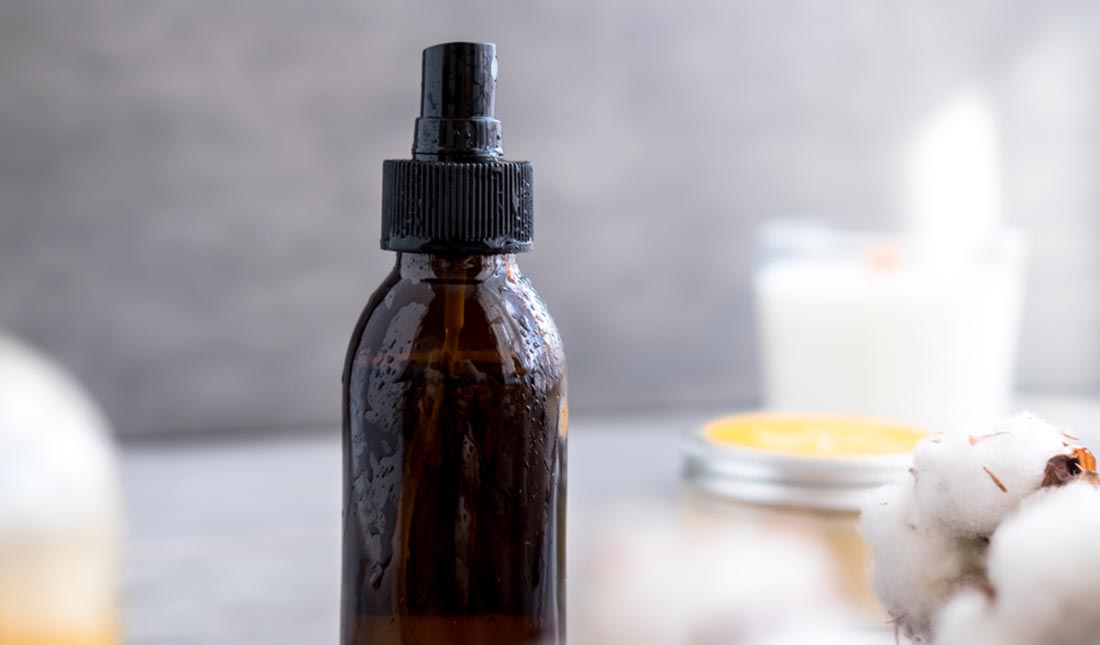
[{"xmin": 341, "ymin": 42, "xmax": 567, "ymax": 645}]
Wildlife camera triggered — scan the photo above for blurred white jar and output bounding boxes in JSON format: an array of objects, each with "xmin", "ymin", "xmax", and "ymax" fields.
[
  {"xmin": 0, "ymin": 334, "xmax": 121, "ymax": 645},
  {"xmin": 754, "ymin": 221, "xmax": 1027, "ymax": 432}
]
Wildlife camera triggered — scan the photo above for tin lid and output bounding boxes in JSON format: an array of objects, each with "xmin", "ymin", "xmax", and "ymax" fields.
[{"xmin": 683, "ymin": 413, "xmax": 924, "ymax": 511}]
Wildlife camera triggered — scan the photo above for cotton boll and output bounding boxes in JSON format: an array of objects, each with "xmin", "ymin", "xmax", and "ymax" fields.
[
  {"xmin": 911, "ymin": 413, "xmax": 1067, "ymax": 536},
  {"xmin": 863, "ymin": 413, "xmax": 1100, "ymax": 644},
  {"xmin": 938, "ymin": 482, "xmax": 1100, "ymax": 645},
  {"xmin": 935, "ymin": 590, "xmax": 1009, "ymax": 645},
  {"xmin": 859, "ymin": 483, "xmax": 982, "ymax": 641},
  {"xmin": 575, "ymin": 503, "xmax": 838, "ymax": 645}
]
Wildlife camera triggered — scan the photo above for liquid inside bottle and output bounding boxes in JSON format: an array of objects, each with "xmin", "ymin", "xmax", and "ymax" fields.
[{"xmin": 342, "ymin": 254, "xmax": 566, "ymax": 644}]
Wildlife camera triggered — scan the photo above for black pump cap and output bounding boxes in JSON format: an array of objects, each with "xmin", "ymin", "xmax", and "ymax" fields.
[
  {"xmin": 414, "ymin": 42, "xmax": 502, "ymax": 160},
  {"xmin": 382, "ymin": 42, "xmax": 533, "ymax": 254}
]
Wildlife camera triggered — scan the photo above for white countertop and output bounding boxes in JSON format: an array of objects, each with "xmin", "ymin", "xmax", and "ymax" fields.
[
  {"xmin": 120, "ymin": 397, "xmax": 1100, "ymax": 644},
  {"xmin": 121, "ymin": 408, "xmax": 703, "ymax": 645}
]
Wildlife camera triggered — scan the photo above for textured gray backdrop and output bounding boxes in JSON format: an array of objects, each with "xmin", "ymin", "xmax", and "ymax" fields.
[{"xmin": 1, "ymin": 0, "xmax": 1097, "ymax": 433}]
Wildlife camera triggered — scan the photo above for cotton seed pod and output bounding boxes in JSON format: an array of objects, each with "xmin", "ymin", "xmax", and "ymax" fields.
[
  {"xmin": 936, "ymin": 479, "xmax": 1100, "ymax": 645},
  {"xmin": 910, "ymin": 413, "xmax": 1069, "ymax": 536}
]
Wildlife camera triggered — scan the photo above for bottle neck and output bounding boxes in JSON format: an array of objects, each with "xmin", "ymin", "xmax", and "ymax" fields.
[{"xmin": 396, "ymin": 252, "xmax": 519, "ymax": 283}]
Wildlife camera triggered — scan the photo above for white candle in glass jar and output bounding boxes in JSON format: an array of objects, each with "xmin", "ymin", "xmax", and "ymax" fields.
[{"xmin": 754, "ymin": 227, "xmax": 1026, "ymax": 432}]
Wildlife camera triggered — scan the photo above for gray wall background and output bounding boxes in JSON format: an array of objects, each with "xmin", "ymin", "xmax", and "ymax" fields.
[{"xmin": 1, "ymin": 0, "xmax": 1098, "ymax": 434}]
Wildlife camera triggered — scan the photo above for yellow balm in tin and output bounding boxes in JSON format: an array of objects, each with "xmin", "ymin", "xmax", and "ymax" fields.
[{"xmin": 704, "ymin": 414, "xmax": 926, "ymax": 458}]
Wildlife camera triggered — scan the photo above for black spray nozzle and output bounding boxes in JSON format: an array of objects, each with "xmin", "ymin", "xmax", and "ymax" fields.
[
  {"xmin": 413, "ymin": 42, "xmax": 503, "ymax": 161},
  {"xmin": 382, "ymin": 42, "xmax": 532, "ymax": 254}
]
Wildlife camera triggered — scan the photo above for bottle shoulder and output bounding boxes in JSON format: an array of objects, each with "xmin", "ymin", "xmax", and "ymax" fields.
[{"xmin": 347, "ymin": 267, "xmax": 565, "ymax": 381}]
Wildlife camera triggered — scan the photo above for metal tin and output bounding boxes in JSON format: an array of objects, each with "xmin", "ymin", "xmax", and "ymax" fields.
[{"xmin": 683, "ymin": 417, "xmax": 916, "ymax": 511}]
